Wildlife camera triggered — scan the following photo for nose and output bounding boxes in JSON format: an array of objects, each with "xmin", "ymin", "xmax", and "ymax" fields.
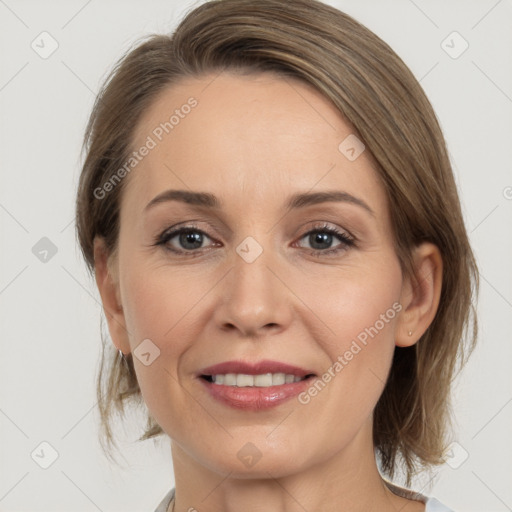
[{"xmin": 212, "ymin": 241, "xmax": 293, "ymax": 338}]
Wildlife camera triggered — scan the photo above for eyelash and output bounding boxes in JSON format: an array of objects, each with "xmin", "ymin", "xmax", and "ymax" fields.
[{"xmin": 152, "ymin": 222, "xmax": 356, "ymax": 258}]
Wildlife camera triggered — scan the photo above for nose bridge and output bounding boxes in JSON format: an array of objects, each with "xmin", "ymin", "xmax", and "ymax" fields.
[
  {"xmin": 215, "ymin": 233, "xmax": 290, "ymax": 335},
  {"xmin": 234, "ymin": 236, "xmax": 273, "ymax": 297}
]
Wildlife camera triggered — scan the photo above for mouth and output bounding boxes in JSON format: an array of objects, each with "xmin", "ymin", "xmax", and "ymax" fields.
[{"xmin": 197, "ymin": 360, "xmax": 317, "ymax": 410}]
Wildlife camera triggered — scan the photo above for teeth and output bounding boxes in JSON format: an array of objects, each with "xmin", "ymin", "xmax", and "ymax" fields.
[
  {"xmin": 237, "ymin": 374, "xmax": 254, "ymax": 387},
  {"xmin": 211, "ymin": 373, "xmax": 305, "ymax": 387}
]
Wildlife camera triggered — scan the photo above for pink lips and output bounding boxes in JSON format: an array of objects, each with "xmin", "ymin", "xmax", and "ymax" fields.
[
  {"xmin": 198, "ymin": 359, "xmax": 316, "ymax": 410},
  {"xmin": 199, "ymin": 359, "xmax": 313, "ymax": 378}
]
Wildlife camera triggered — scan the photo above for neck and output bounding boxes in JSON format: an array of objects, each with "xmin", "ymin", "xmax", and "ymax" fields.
[{"xmin": 168, "ymin": 419, "xmax": 424, "ymax": 512}]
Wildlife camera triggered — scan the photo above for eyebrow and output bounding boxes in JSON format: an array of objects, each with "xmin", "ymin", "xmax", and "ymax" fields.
[{"xmin": 144, "ymin": 189, "xmax": 375, "ymax": 217}]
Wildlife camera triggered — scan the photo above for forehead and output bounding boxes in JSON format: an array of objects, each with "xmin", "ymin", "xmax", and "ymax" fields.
[{"xmin": 123, "ymin": 71, "xmax": 386, "ymax": 215}]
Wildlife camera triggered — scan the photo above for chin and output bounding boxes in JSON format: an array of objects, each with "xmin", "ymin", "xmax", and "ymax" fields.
[
  {"xmin": 208, "ymin": 452, "xmax": 308, "ymax": 479},
  {"xmin": 189, "ymin": 433, "xmax": 315, "ymax": 479}
]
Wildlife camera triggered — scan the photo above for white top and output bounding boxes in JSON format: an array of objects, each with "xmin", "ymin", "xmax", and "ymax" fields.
[{"xmin": 154, "ymin": 481, "xmax": 454, "ymax": 511}]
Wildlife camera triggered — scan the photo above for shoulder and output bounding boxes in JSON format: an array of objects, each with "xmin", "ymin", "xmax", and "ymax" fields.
[
  {"xmin": 383, "ymin": 479, "xmax": 455, "ymax": 512},
  {"xmin": 154, "ymin": 487, "xmax": 175, "ymax": 512},
  {"xmin": 425, "ymin": 496, "xmax": 455, "ymax": 512}
]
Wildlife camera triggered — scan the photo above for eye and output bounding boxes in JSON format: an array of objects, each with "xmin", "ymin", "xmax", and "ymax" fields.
[
  {"xmin": 152, "ymin": 222, "xmax": 355, "ymax": 258},
  {"xmin": 154, "ymin": 224, "xmax": 217, "ymax": 255},
  {"xmin": 295, "ymin": 223, "xmax": 355, "ymax": 257}
]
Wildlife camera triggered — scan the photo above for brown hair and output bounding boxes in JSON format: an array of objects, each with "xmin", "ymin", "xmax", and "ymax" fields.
[{"xmin": 75, "ymin": 0, "xmax": 478, "ymax": 485}]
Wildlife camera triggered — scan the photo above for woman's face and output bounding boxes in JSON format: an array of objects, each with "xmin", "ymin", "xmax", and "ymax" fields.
[{"xmin": 109, "ymin": 71, "xmax": 413, "ymax": 476}]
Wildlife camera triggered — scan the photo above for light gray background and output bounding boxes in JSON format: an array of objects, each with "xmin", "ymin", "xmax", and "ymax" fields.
[{"xmin": 1, "ymin": 0, "xmax": 511, "ymax": 510}]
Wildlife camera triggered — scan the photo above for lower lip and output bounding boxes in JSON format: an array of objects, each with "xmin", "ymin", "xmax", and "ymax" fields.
[{"xmin": 199, "ymin": 377, "xmax": 315, "ymax": 410}]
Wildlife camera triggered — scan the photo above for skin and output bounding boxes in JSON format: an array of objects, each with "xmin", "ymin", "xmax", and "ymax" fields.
[{"xmin": 94, "ymin": 72, "xmax": 443, "ymax": 512}]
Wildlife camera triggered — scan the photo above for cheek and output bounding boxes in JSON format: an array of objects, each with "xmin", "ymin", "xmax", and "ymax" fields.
[
  {"xmin": 120, "ymin": 256, "xmax": 209, "ymax": 348},
  {"xmin": 300, "ymin": 252, "xmax": 403, "ymax": 350},
  {"xmin": 322, "ymin": 277, "xmax": 401, "ymax": 363},
  {"xmin": 118, "ymin": 260, "xmax": 217, "ymax": 426},
  {"xmin": 293, "ymin": 256, "xmax": 403, "ymax": 423}
]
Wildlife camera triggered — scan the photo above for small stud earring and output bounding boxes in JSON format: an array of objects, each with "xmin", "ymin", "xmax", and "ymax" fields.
[{"xmin": 408, "ymin": 330, "xmax": 413, "ymax": 336}]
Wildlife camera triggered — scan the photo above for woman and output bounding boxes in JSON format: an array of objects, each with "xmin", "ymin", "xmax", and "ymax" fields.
[{"xmin": 75, "ymin": 0, "xmax": 478, "ymax": 510}]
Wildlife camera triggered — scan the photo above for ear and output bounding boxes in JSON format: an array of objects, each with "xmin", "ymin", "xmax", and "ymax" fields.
[
  {"xmin": 395, "ymin": 242, "xmax": 443, "ymax": 347},
  {"xmin": 93, "ymin": 236, "xmax": 131, "ymax": 354}
]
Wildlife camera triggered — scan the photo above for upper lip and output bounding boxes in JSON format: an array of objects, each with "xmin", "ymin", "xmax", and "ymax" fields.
[{"xmin": 198, "ymin": 359, "xmax": 316, "ymax": 378}]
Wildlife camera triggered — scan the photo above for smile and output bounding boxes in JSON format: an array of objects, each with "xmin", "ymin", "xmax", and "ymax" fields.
[{"xmin": 204, "ymin": 373, "xmax": 307, "ymax": 387}]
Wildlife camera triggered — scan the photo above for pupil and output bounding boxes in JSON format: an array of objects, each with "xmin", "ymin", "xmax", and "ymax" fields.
[
  {"xmin": 311, "ymin": 232, "xmax": 332, "ymax": 249},
  {"xmin": 180, "ymin": 231, "xmax": 202, "ymax": 249}
]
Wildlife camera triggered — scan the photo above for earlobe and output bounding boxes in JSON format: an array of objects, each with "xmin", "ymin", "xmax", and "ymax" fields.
[
  {"xmin": 395, "ymin": 243, "xmax": 443, "ymax": 347},
  {"xmin": 93, "ymin": 237, "xmax": 131, "ymax": 354}
]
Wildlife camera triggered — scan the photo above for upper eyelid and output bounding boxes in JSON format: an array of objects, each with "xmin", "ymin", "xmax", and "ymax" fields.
[
  {"xmin": 159, "ymin": 221, "xmax": 350, "ymax": 236},
  {"xmin": 161, "ymin": 220, "xmax": 225, "ymax": 238}
]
